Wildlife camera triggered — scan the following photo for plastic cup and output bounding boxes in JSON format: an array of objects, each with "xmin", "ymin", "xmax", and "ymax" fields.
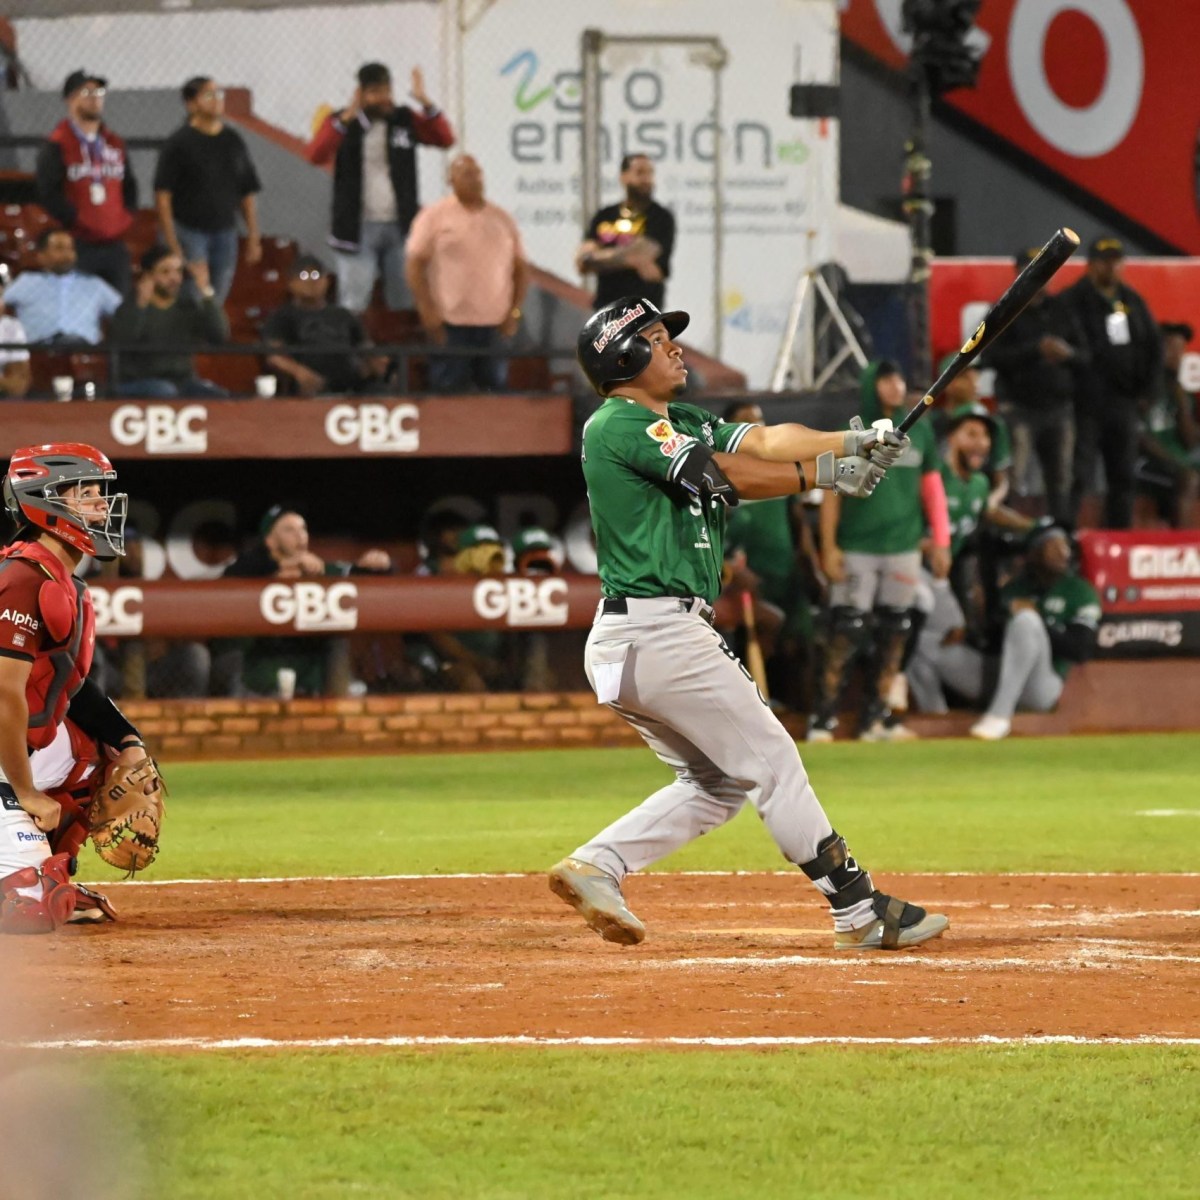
[
  {"xmin": 276, "ymin": 667, "xmax": 297, "ymax": 701},
  {"xmin": 52, "ymin": 376, "xmax": 74, "ymax": 402},
  {"xmin": 255, "ymin": 375, "xmax": 277, "ymax": 398}
]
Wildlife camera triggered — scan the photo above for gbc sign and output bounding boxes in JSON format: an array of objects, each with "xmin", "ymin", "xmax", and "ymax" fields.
[
  {"xmin": 260, "ymin": 582, "xmax": 359, "ymax": 631},
  {"xmin": 110, "ymin": 404, "xmax": 208, "ymax": 454},
  {"xmin": 473, "ymin": 578, "xmax": 569, "ymax": 627},
  {"xmin": 325, "ymin": 403, "xmax": 420, "ymax": 453},
  {"xmin": 90, "ymin": 585, "xmax": 144, "ymax": 636}
]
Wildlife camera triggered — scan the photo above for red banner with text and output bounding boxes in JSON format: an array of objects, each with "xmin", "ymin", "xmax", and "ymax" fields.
[
  {"xmin": 841, "ymin": 0, "xmax": 1200, "ymax": 253},
  {"xmin": 1079, "ymin": 530, "xmax": 1200, "ymax": 658}
]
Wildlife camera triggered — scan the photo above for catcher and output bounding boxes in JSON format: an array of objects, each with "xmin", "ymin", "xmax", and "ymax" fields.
[{"xmin": 0, "ymin": 443, "xmax": 165, "ymax": 934}]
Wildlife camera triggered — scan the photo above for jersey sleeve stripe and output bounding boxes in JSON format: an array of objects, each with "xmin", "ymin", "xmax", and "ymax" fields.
[{"xmin": 725, "ymin": 422, "xmax": 757, "ymax": 453}]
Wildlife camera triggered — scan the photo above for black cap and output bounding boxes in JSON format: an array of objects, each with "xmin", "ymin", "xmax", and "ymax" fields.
[
  {"xmin": 1160, "ymin": 321, "xmax": 1195, "ymax": 343},
  {"xmin": 63, "ymin": 69, "xmax": 106, "ymax": 99},
  {"xmin": 1088, "ymin": 236, "xmax": 1125, "ymax": 261},
  {"xmin": 289, "ymin": 253, "xmax": 325, "ymax": 278},
  {"xmin": 577, "ymin": 297, "xmax": 689, "ymax": 395}
]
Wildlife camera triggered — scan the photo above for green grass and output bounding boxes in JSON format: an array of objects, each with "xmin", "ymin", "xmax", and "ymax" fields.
[
  {"xmin": 110, "ymin": 1046, "xmax": 1200, "ymax": 1199},
  {"xmin": 78, "ymin": 733, "xmax": 1200, "ymax": 881}
]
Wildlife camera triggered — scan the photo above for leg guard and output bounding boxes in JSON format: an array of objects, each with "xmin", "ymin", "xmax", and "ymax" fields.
[
  {"xmin": 799, "ymin": 831, "xmax": 875, "ymax": 911},
  {"xmin": 813, "ymin": 608, "xmax": 870, "ymax": 726},
  {"xmin": 0, "ymin": 853, "xmax": 77, "ymax": 935},
  {"xmin": 871, "ymin": 606, "xmax": 913, "ymax": 705}
]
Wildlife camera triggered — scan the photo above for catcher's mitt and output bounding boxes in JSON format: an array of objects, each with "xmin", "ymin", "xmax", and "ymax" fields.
[{"xmin": 89, "ymin": 754, "xmax": 166, "ymax": 874}]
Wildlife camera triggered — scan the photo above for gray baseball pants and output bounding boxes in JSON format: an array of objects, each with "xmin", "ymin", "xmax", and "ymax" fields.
[
  {"xmin": 572, "ymin": 597, "xmax": 839, "ymax": 886},
  {"xmin": 935, "ymin": 608, "xmax": 1064, "ymax": 718}
]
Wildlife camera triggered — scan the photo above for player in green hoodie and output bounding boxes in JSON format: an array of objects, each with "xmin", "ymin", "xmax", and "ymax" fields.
[{"xmin": 812, "ymin": 360, "xmax": 950, "ymax": 740}]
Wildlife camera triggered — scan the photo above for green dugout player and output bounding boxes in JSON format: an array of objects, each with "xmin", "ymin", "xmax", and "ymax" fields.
[
  {"xmin": 546, "ymin": 296, "xmax": 948, "ymax": 952},
  {"xmin": 813, "ymin": 360, "xmax": 951, "ymax": 742},
  {"xmin": 924, "ymin": 524, "xmax": 1101, "ymax": 741}
]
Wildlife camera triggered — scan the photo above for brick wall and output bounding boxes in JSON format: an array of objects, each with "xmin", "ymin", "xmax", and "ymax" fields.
[{"xmin": 124, "ymin": 693, "xmax": 644, "ymax": 759}]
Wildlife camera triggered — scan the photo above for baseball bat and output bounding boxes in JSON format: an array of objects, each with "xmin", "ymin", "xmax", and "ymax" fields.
[
  {"xmin": 740, "ymin": 590, "xmax": 770, "ymax": 700},
  {"xmin": 895, "ymin": 227, "xmax": 1080, "ymax": 436}
]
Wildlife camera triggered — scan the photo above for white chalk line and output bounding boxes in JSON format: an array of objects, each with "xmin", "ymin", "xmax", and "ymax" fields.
[
  {"xmin": 99, "ymin": 870, "xmax": 1200, "ymax": 888},
  {"xmin": 9, "ymin": 1034, "xmax": 1200, "ymax": 1052},
  {"xmin": 654, "ymin": 947, "xmax": 1200, "ymax": 971}
]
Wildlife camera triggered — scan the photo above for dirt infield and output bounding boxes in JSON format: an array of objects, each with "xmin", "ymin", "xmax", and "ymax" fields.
[{"xmin": 9, "ymin": 873, "xmax": 1200, "ymax": 1046}]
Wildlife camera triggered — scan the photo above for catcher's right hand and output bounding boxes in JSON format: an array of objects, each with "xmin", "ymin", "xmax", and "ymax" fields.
[{"xmin": 89, "ymin": 752, "xmax": 166, "ymax": 875}]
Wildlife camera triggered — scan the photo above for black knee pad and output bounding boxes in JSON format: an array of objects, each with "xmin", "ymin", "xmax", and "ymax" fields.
[
  {"xmin": 873, "ymin": 606, "xmax": 914, "ymax": 640},
  {"xmin": 829, "ymin": 606, "xmax": 871, "ymax": 649}
]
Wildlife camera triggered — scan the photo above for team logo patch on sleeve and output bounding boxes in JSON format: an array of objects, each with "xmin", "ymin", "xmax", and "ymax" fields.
[
  {"xmin": 646, "ymin": 419, "xmax": 675, "ymax": 442},
  {"xmin": 660, "ymin": 433, "xmax": 692, "ymax": 457}
]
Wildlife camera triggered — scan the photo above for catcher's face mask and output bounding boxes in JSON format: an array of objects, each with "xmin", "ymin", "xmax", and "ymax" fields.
[{"xmin": 4, "ymin": 442, "xmax": 128, "ymax": 561}]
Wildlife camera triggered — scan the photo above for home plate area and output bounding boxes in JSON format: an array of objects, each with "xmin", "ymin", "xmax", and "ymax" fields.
[{"xmin": 9, "ymin": 873, "xmax": 1200, "ymax": 1049}]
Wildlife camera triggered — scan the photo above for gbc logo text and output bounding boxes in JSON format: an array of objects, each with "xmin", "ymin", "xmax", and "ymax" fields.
[
  {"xmin": 473, "ymin": 578, "xmax": 569, "ymax": 627},
  {"xmin": 325, "ymin": 403, "xmax": 420, "ymax": 453},
  {"xmin": 111, "ymin": 404, "xmax": 208, "ymax": 454},
  {"xmin": 91, "ymin": 586, "xmax": 144, "ymax": 636},
  {"xmin": 260, "ymin": 582, "xmax": 359, "ymax": 631}
]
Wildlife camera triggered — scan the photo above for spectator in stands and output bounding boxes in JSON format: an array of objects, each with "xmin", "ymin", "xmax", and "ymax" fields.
[
  {"xmin": 0, "ymin": 264, "xmax": 30, "ymax": 398},
  {"xmin": 220, "ymin": 505, "xmax": 391, "ymax": 697},
  {"xmin": 1137, "ymin": 321, "xmax": 1200, "ymax": 528},
  {"xmin": 1062, "ymin": 236, "xmax": 1160, "ymax": 529},
  {"xmin": 263, "ymin": 254, "xmax": 389, "ymax": 396},
  {"xmin": 154, "ymin": 76, "xmax": 263, "ymax": 305},
  {"xmin": 108, "ymin": 245, "xmax": 229, "ymax": 398},
  {"xmin": 576, "ymin": 154, "xmax": 676, "ymax": 311},
  {"xmin": 984, "ymin": 247, "xmax": 1088, "ymax": 524},
  {"xmin": 307, "ymin": 63, "xmax": 454, "ymax": 313},
  {"xmin": 36, "ymin": 70, "xmax": 137, "ymax": 295},
  {"xmin": 406, "ymin": 154, "xmax": 529, "ymax": 393},
  {"xmin": 2, "ymin": 228, "xmax": 122, "ymax": 345},
  {"xmin": 918, "ymin": 524, "xmax": 1100, "ymax": 741},
  {"xmin": 811, "ymin": 360, "xmax": 949, "ymax": 742}
]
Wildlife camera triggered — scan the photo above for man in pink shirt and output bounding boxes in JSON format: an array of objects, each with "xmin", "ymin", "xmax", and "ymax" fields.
[{"xmin": 405, "ymin": 154, "xmax": 530, "ymax": 393}]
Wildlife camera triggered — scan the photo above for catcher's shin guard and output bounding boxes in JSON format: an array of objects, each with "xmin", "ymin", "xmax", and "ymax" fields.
[{"xmin": 0, "ymin": 852, "xmax": 78, "ymax": 934}]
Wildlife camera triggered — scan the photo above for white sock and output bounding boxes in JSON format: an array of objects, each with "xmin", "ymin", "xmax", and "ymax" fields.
[{"xmin": 833, "ymin": 896, "xmax": 877, "ymax": 933}]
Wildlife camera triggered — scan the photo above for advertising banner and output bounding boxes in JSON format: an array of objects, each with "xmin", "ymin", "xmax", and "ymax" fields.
[
  {"xmin": 88, "ymin": 574, "xmax": 601, "ymax": 638},
  {"xmin": 930, "ymin": 258, "xmax": 1200, "ymax": 392},
  {"xmin": 1079, "ymin": 530, "xmax": 1200, "ymax": 658},
  {"xmin": 461, "ymin": 0, "xmax": 841, "ymax": 385},
  {"xmin": 841, "ymin": 0, "xmax": 1200, "ymax": 254},
  {"xmin": 0, "ymin": 396, "xmax": 572, "ymax": 461}
]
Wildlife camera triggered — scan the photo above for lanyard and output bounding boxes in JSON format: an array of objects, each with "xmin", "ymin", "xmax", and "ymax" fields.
[{"xmin": 71, "ymin": 123, "xmax": 106, "ymax": 181}]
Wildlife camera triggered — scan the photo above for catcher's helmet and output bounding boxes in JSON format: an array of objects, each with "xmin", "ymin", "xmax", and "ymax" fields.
[
  {"xmin": 577, "ymin": 296, "xmax": 689, "ymax": 395},
  {"xmin": 3, "ymin": 443, "xmax": 128, "ymax": 560}
]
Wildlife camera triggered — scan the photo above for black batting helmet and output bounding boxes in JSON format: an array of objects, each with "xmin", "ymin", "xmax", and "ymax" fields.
[{"xmin": 577, "ymin": 297, "xmax": 689, "ymax": 395}]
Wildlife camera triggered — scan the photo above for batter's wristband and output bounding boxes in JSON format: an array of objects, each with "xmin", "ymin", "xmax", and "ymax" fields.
[{"xmin": 794, "ymin": 462, "xmax": 807, "ymax": 493}]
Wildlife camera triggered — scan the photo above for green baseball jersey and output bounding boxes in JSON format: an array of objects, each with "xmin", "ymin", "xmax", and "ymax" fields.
[
  {"xmin": 836, "ymin": 418, "xmax": 939, "ymax": 555},
  {"xmin": 988, "ymin": 410, "xmax": 1013, "ymax": 474},
  {"xmin": 582, "ymin": 397, "xmax": 755, "ymax": 601},
  {"xmin": 726, "ymin": 497, "xmax": 796, "ymax": 610},
  {"xmin": 940, "ymin": 461, "xmax": 990, "ymax": 556},
  {"xmin": 1000, "ymin": 570, "xmax": 1102, "ymax": 677}
]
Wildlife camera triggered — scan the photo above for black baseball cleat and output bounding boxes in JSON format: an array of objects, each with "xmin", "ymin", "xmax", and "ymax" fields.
[{"xmin": 835, "ymin": 890, "xmax": 948, "ymax": 950}]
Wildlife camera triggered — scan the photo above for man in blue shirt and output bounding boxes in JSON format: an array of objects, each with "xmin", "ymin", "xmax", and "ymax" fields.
[{"xmin": 3, "ymin": 228, "xmax": 123, "ymax": 344}]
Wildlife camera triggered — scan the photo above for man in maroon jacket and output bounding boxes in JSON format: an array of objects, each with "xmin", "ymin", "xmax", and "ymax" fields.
[
  {"xmin": 36, "ymin": 70, "xmax": 138, "ymax": 296},
  {"xmin": 307, "ymin": 62, "xmax": 454, "ymax": 313}
]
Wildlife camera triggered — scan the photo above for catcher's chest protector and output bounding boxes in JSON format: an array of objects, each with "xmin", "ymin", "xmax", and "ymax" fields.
[{"xmin": 0, "ymin": 542, "xmax": 95, "ymax": 749}]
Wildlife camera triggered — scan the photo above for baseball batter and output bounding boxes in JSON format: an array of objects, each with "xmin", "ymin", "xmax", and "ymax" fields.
[
  {"xmin": 548, "ymin": 298, "xmax": 948, "ymax": 950},
  {"xmin": 0, "ymin": 443, "xmax": 161, "ymax": 932}
]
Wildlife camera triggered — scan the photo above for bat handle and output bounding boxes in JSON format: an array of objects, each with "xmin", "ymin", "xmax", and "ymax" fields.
[{"xmin": 895, "ymin": 395, "xmax": 934, "ymax": 436}]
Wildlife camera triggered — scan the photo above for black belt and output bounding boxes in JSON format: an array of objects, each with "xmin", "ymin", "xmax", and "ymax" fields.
[{"xmin": 601, "ymin": 596, "xmax": 715, "ymax": 625}]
